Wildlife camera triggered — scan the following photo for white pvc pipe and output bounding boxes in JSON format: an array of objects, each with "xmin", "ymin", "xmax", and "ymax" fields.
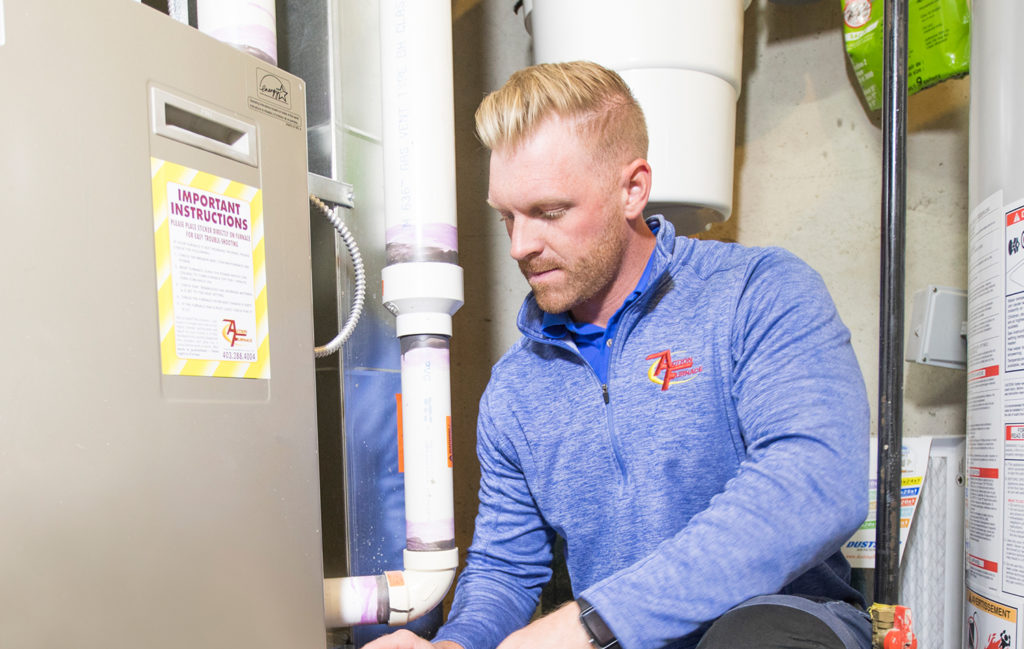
[
  {"xmin": 196, "ymin": 0, "xmax": 278, "ymax": 65},
  {"xmin": 399, "ymin": 337, "xmax": 456, "ymax": 551},
  {"xmin": 380, "ymin": 0, "xmax": 459, "ymax": 261},
  {"xmin": 324, "ymin": 0, "xmax": 462, "ymax": 629},
  {"xmin": 324, "ymin": 575, "xmax": 386, "ymax": 627}
]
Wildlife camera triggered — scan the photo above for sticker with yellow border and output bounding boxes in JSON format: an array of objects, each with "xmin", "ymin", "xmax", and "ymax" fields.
[
  {"xmin": 966, "ymin": 589, "xmax": 1017, "ymax": 649},
  {"xmin": 151, "ymin": 158, "xmax": 270, "ymax": 378}
]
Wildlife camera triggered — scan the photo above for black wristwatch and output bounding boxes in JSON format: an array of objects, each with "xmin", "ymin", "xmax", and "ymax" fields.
[{"xmin": 577, "ymin": 597, "xmax": 619, "ymax": 648}]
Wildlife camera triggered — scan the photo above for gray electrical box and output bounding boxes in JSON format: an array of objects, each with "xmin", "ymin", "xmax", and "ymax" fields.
[
  {"xmin": 906, "ymin": 286, "xmax": 968, "ymax": 370},
  {"xmin": 0, "ymin": 2, "xmax": 325, "ymax": 647}
]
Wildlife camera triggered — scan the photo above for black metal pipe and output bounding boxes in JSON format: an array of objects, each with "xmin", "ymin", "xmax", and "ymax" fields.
[{"xmin": 874, "ymin": 0, "xmax": 909, "ymax": 607}]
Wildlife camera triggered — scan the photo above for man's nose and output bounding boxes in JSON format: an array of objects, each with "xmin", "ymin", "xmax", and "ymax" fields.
[{"xmin": 508, "ymin": 217, "xmax": 544, "ymax": 261}]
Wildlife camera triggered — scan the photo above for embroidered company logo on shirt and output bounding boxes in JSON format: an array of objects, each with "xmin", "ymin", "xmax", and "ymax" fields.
[{"xmin": 645, "ymin": 350, "xmax": 703, "ymax": 390}]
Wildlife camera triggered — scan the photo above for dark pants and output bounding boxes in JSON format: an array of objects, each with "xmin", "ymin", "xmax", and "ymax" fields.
[{"xmin": 695, "ymin": 595, "xmax": 872, "ymax": 649}]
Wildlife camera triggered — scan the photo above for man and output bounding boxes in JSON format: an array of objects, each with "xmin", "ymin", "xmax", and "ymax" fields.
[{"xmin": 367, "ymin": 61, "xmax": 871, "ymax": 649}]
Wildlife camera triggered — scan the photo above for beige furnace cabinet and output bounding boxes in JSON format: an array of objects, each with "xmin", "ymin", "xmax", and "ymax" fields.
[{"xmin": 0, "ymin": 1, "xmax": 326, "ymax": 647}]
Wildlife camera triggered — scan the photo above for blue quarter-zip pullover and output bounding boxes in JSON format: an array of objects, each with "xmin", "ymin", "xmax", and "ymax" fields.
[{"xmin": 435, "ymin": 216, "xmax": 869, "ymax": 649}]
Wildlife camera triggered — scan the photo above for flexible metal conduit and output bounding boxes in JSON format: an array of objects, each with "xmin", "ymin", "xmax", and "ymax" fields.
[{"xmin": 310, "ymin": 195, "xmax": 367, "ymax": 358}]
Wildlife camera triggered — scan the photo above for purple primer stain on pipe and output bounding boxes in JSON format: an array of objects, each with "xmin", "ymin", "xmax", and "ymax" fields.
[
  {"xmin": 386, "ymin": 223, "xmax": 458, "ymax": 264},
  {"xmin": 386, "ymin": 222, "xmax": 458, "ymax": 250},
  {"xmin": 407, "ymin": 518, "xmax": 456, "ymax": 550},
  {"xmin": 345, "ymin": 575, "xmax": 382, "ymax": 625},
  {"xmin": 402, "ymin": 344, "xmax": 450, "ymax": 368}
]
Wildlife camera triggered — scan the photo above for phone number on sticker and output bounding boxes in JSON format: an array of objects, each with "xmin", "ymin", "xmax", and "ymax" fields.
[{"xmin": 223, "ymin": 351, "xmax": 257, "ymax": 362}]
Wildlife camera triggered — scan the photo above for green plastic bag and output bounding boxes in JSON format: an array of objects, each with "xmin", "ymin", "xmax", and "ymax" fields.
[{"xmin": 842, "ymin": 0, "xmax": 970, "ymax": 111}]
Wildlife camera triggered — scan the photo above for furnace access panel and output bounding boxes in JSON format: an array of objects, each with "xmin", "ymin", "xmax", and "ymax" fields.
[{"xmin": 0, "ymin": 2, "xmax": 325, "ymax": 647}]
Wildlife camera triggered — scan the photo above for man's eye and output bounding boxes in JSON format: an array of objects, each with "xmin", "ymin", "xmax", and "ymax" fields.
[{"xmin": 541, "ymin": 208, "xmax": 566, "ymax": 219}]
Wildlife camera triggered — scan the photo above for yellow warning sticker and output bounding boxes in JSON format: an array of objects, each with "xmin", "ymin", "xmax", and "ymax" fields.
[
  {"xmin": 151, "ymin": 158, "xmax": 270, "ymax": 378},
  {"xmin": 967, "ymin": 589, "xmax": 1017, "ymax": 649},
  {"xmin": 968, "ymin": 590, "xmax": 1018, "ymax": 624}
]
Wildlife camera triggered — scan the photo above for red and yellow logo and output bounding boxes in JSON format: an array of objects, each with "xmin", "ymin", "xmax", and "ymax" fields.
[
  {"xmin": 646, "ymin": 349, "xmax": 703, "ymax": 390},
  {"xmin": 222, "ymin": 319, "xmax": 252, "ymax": 347}
]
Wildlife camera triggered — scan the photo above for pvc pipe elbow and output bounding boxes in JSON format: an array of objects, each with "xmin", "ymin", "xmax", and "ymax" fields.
[
  {"xmin": 323, "ymin": 548, "xmax": 459, "ymax": 629},
  {"xmin": 387, "ymin": 548, "xmax": 459, "ymax": 626}
]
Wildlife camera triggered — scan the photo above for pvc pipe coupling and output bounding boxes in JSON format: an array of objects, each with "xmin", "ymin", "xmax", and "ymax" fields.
[{"xmin": 382, "ymin": 262, "xmax": 464, "ymax": 337}]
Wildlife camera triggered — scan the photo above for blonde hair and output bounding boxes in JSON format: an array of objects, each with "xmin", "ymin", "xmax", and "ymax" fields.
[{"xmin": 475, "ymin": 61, "xmax": 648, "ymax": 166}]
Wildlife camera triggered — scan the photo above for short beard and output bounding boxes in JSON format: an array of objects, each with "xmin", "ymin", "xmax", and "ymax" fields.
[{"xmin": 522, "ymin": 214, "xmax": 628, "ymax": 317}]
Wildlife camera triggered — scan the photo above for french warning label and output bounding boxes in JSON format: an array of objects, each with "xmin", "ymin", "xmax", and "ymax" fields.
[
  {"xmin": 151, "ymin": 158, "xmax": 270, "ymax": 378},
  {"xmin": 967, "ymin": 589, "xmax": 1016, "ymax": 649}
]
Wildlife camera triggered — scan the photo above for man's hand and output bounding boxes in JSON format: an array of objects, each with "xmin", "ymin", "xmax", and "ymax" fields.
[
  {"xmin": 361, "ymin": 629, "xmax": 463, "ymax": 649},
  {"xmin": 496, "ymin": 601, "xmax": 591, "ymax": 649}
]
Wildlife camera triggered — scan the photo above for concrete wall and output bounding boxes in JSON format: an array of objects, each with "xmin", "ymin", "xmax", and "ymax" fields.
[{"xmin": 448, "ymin": 0, "xmax": 969, "ymax": 562}]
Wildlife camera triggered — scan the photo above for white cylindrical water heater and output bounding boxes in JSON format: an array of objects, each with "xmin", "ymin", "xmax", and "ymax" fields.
[
  {"xmin": 966, "ymin": 2, "xmax": 1024, "ymax": 646},
  {"xmin": 524, "ymin": 0, "xmax": 752, "ymax": 235}
]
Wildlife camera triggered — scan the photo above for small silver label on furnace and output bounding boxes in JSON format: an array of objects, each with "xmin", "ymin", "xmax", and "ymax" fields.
[{"xmin": 0, "ymin": 0, "xmax": 6, "ymax": 47}]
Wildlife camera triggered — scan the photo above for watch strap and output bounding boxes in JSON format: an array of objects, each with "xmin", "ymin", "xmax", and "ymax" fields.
[{"xmin": 577, "ymin": 597, "xmax": 619, "ymax": 649}]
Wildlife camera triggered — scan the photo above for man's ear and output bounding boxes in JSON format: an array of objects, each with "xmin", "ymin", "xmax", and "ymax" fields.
[{"xmin": 622, "ymin": 158, "xmax": 652, "ymax": 222}]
